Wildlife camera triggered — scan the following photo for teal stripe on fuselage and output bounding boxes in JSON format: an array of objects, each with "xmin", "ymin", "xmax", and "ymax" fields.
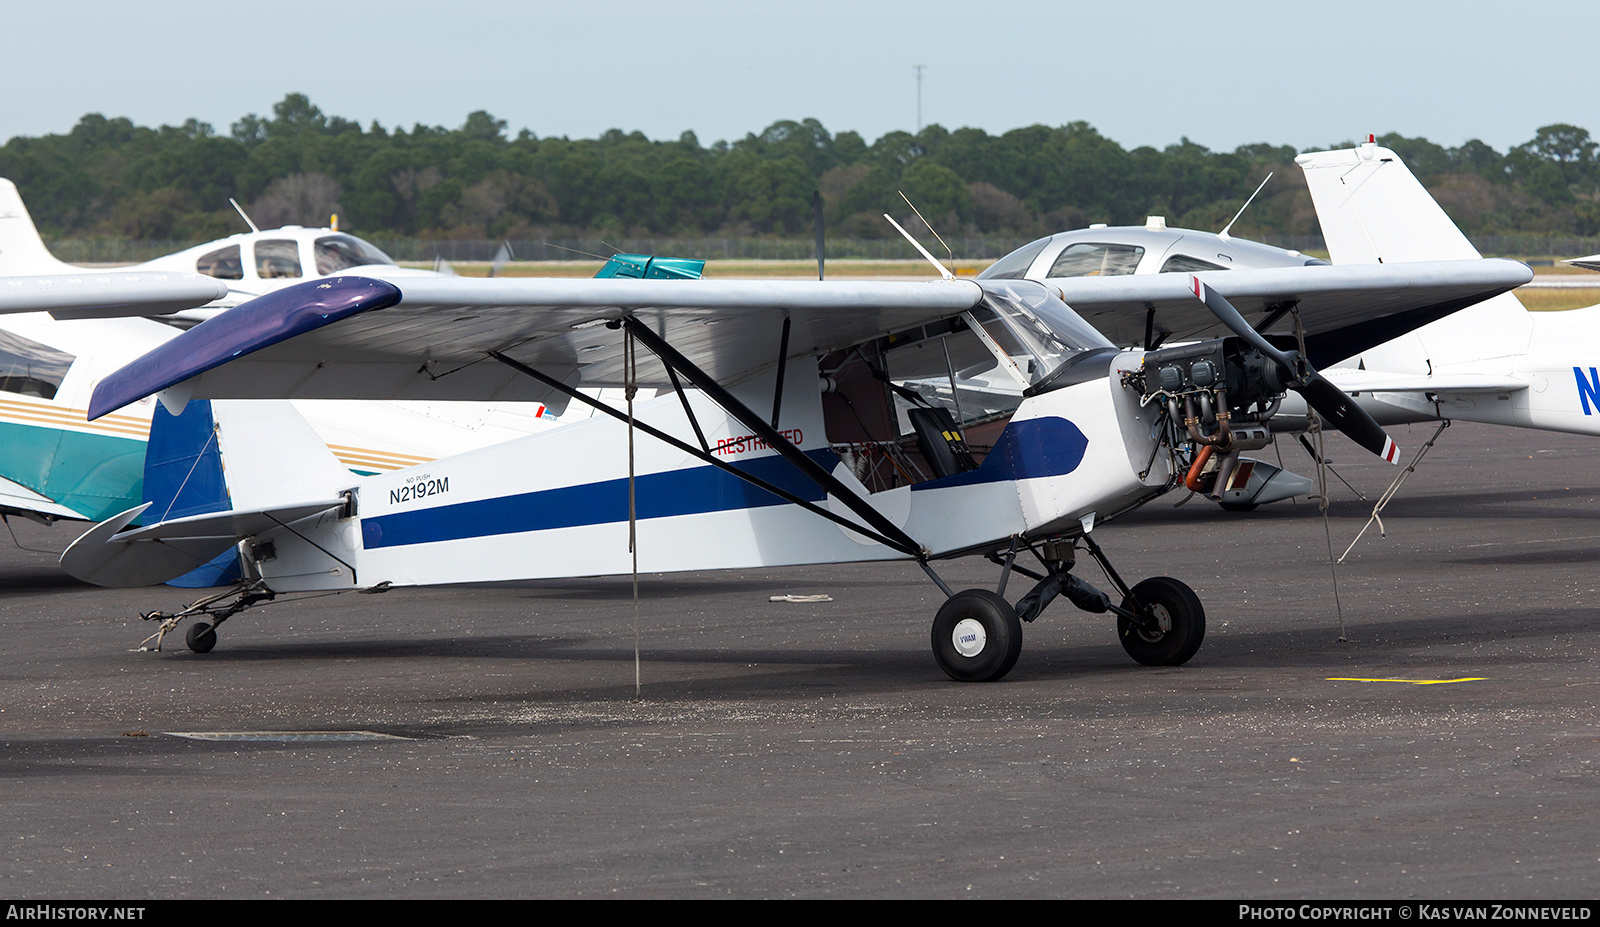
[{"xmin": 0, "ymin": 420, "xmax": 145, "ymax": 522}]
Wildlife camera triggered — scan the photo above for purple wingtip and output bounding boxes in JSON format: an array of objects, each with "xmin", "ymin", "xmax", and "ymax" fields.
[{"xmin": 89, "ymin": 276, "xmax": 402, "ymax": 420}]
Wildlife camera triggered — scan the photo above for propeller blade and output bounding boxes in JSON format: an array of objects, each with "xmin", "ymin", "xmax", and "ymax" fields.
[
  {"xmin": 1296, "ymin": 373, "xmax": 1400, "ymax": 463},
  {"xmin": 1190, "ymin": 276, "xmax": 1399, "ymax": 464},
  {"xmin": 1190, "ymin": 276, "xmax": 1293, "ymax": 370}
]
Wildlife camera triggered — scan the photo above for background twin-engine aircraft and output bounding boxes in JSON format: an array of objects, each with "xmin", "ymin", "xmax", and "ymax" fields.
[
  {"xmin": 0, "ymin": 182, "xmax": 697, "ymax": 544},
  {"xmin": 43, "ymin": 142, "xmax": 1537, "ymax": 681}
]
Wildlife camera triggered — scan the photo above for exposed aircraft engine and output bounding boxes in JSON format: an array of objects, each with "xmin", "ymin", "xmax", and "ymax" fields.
[{"xmin": 1123, "ymin": 336, "xmax": 1293, "ymax": 499}]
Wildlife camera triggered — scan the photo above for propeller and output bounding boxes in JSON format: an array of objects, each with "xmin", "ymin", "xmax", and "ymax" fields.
[{"xmin": 1191, "ymin": 276, "xmax": 1399, "ymax": 464}]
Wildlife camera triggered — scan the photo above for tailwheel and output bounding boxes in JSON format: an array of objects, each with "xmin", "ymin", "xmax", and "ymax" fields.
[
  {"xmin": 931, "ymin": 589, "xmax": 1022, "ymax": 682},
  {"xmin": 1117, "ymin": 577, "xmax": 1205, "ymax": 666},
  {"xmin": 185, "ymin": 621, "xmax": 218, "ymax": 654}
]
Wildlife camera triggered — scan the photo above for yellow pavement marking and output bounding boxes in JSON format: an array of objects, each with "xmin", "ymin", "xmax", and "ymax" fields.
[{"xmin": 1327, "ymin": 677, "xmax": 1487, "ymax": 685}]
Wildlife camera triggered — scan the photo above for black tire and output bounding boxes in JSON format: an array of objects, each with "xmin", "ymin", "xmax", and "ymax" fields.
[
  {"xmin": 185, "ymin": 621, "xmax": 218, "ymax": 654},
  {"xmin": 931, "ymin": 589, "xmax": 1022, "ymax": 682},
  {"xmin": 1217, "ymin": 502, "xmax": 1259, "ymax": 512},
  {"xmin": 1117, "ymin": 577, "xmax": 1205, "ymax": 666}
]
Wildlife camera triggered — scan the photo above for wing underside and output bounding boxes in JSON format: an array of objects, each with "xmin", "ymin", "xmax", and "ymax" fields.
[
  {"xmin": 87, "ymin": 262, "xmax": 1532, "ymax": 418},
  {"xmin": 1056, "ymin": 259, "xmax": 1531, "ymax": 364}
]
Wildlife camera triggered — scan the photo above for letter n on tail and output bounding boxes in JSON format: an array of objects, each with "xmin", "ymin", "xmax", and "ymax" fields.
[{"xmin": 1576, "ymin": 367, "xmax": 1600, "ymax": 415}]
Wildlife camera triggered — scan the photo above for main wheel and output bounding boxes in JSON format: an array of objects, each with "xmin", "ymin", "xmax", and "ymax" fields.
[
  {"xmin": 1117, "ymin": 577, "xmax": 1205, "ymax": 666},
  {"xmin": 185, "ymin": 621, "xmax": 218, "ymax": 654},
  {"xmin": 931, "ymin": 589, "xmax": 1022, "ymax": 682}
]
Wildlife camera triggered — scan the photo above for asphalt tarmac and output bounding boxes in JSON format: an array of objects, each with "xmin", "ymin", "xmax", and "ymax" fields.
[{"xmin": 1, "ymin": 420, "xmax": 1596, "ymax": 899}]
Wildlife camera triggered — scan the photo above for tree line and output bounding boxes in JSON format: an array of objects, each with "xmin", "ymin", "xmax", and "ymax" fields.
[{"xmin": 3, "ymin": 93, "xmax": 1597, "ymax": 244}]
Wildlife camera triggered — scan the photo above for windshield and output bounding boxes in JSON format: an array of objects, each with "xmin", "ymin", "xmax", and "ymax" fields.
[
  {"xmin": 977, "ymin": 236, "xmax": 1052, "ymax": 280},
  {"xmin": 195, "ymin": 244, "xmax": 243, "ymax": 280},
  {"xmin": 974, "ymin": 280, "xmax": 1112, "ymax": 386},
  {"xmin": 0, "ymin": 328, "xmax": 75, "ymax": 400},
  {"xmin": 314, "ymin": 235, "xmax": 395, "ymax": 274}
]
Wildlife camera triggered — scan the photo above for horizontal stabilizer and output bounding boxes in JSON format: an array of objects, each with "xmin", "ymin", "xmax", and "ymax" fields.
[
  {"xmin": 0, "ymin": 271, "xmax": 229, "ymax": 318},
  {"xmin": 1323, "ymin": 369, "xmax": 1528, "ymax": 394},
  {"xmin": 61, "ymin": 500, "xmax": 344, "ymax": 588},
  {"xmin": 0, "ymin": 474, "xmax": 84, "ymax": 523}
]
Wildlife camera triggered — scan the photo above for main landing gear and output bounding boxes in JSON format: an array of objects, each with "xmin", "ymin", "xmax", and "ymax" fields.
[
  {"xmin": 137, "ymin": 582, "xmax": 276, "ymax": 653},
  {"xmin": 928, "ymin": 534, "xmax": 1205, "ymax": 682}
]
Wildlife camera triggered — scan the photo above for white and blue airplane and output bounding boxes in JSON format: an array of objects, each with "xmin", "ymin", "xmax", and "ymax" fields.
[{"xmin": 57, "ymin": 247, "xmax": 1528, "ymax": 680}]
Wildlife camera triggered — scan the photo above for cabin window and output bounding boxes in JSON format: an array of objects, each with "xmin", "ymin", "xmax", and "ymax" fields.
[
  {"xmin": 255, "ymin": 240, "xmax": 303, "ymax": 279},
  {"xmin": 314, "ymin": 235, "xmax": 395, "ymax": 274},
  {"xmin": 1160, "ymin": 254, "xmax": 1228, "ymax": 273},
  {"xmin": 195, "ymin": 245, "xmax": 243, "ymax": 280},
  {"xmin": 1046, "ymin": 243, "xmax": 1144, "ymax": 277},
  {"xmin": 0, "ymin": 328, "xmax": 75, "ymax": 400}
]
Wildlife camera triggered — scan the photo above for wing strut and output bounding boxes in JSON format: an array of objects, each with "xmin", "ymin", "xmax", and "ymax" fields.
[
  {"xmin": 486, "ymin": 350, "xmax": 926, "ymax": 558},
  {"xmin": 622, "ymin": 318, "xmax": 931, "ymax": 559}
]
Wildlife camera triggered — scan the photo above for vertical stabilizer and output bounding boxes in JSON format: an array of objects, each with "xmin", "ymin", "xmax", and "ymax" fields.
[
  {"xmin": 0, "ymin": 180, "xmax": 76, "ymax": 274},
  {"xmin": 145, "ymin": 400, "xmax": 240, "ymax": 587},
  {"xmin": 1296, "ymin": 143, "xmax": 1533, "ymax": 364},
  {"xmin": 211, "ymin": 399, "xmax": 358, "ymax": 512},
  {"xmin": 1295, "ymin": 144, "xmax": 1480, "ymax": 264},
  {"xmin": 146, "ymin": 398, "xmax": 357, "ymax": 588}
]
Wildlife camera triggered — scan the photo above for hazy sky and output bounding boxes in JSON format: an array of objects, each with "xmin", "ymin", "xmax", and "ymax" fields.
[{"xmin": 3, "ymin": 0, "xmax": 1590, "ymax": 154}]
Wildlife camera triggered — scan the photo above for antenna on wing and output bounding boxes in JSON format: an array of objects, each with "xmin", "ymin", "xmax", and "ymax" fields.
[
  {"xmin": 884, "ymin": 213, "xmax": 954, "ymax": 281},
  {"xmin": 813, "ymin": 190, "xmax": 825, "ymax": 281},
  {"xmin": 542, "ymin": 241, "xmax": 612, "ymax": 261},
  {"xmin": 899, "ymin": 191, "xmax": 956, "ymax": 275},
  {"xmin": 1218, "ymin": 172, "xmax": 1272, "ymax": 241},
  {"xmin": 229, "ymin": 198, "xmax": 260, "ymax": 233}
]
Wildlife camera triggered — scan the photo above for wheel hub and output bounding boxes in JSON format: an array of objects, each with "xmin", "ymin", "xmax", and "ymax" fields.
[
  {"xmin": 951, "ymin": 618, "xmax": 987, "ymax": 657},
  {"xmin": 1134, "ymin": 602, "xmax": 1172, "ymax": 642}
]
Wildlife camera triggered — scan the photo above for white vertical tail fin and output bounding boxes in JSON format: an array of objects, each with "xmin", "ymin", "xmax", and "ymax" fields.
[
  {"xmin": 209, "ymin": 399, "xmax": 359, "ymax": 511},
  {"xmin": 0, "ymin": 179, "xmax": 77, "ymax": 274},
  {"xmin": 1296, "ymin": 143, "xmax": 1533, "ymax": 364},
  {"xmin": 1295, "ymin": 144, "xmax": 1481, "ymax": 264}
]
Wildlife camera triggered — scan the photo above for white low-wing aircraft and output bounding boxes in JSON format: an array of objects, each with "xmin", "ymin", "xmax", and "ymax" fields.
[
  {"xmin": 977, "ymin": 143, "xmax": 1600, "ymax": 508},
  {"xmin": 1293, "ymin": 139, "xmax": 1600, "ymax": 441},
  {"xmin": 57, "ymin": 252, "xmax": 1528, "ymax": 679}
]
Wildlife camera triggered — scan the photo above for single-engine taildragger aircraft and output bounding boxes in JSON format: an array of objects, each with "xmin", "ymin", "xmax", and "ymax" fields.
[{"xmin": 60, "ymin": 255, "xmax": 1528, "ymax": 679}]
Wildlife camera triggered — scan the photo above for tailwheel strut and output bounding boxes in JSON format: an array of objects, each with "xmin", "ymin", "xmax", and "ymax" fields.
[{"xmin": 137, "ymin": 581, "xmax": 276, "ymax": 653}]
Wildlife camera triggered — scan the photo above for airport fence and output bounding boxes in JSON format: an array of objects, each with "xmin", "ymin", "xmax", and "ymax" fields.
[{"xmin": 38, "ymin": 233, "xmax": 1600, "ymax": 266}]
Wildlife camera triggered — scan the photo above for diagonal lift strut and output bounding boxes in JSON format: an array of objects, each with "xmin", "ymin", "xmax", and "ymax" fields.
[
  {"xmin": 622, "ymin": 318, "xmax": 930, "ymax": 559},
  {"xmin": 487, "ymin": 339, "xmax": 928, "ymax": 560}
]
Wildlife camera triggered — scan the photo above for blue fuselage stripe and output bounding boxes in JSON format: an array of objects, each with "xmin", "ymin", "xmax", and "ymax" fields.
[
  {"xmin": 358, "ymin": 416, "xmax": 1089, "ymax": 550},
  {"xmin": 361, "ymin": 452, "xmax": 835, "ymax": 550}
]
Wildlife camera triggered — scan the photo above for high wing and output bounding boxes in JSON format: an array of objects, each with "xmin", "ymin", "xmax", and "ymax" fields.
[
  {"xmin": 1052, "ymin": 259, "xmax": 1531, "ymax": 366},
  {"xmin": 0, "ymin": 271, "xmax": 229, "ymax": 319},
  {"xmin": 88, "ymin": 263, "xmax": 1528, "ymax": 419},
  {"xmin": 90, "ymin": 276, "xmax": 996, "ymax": 417}
]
